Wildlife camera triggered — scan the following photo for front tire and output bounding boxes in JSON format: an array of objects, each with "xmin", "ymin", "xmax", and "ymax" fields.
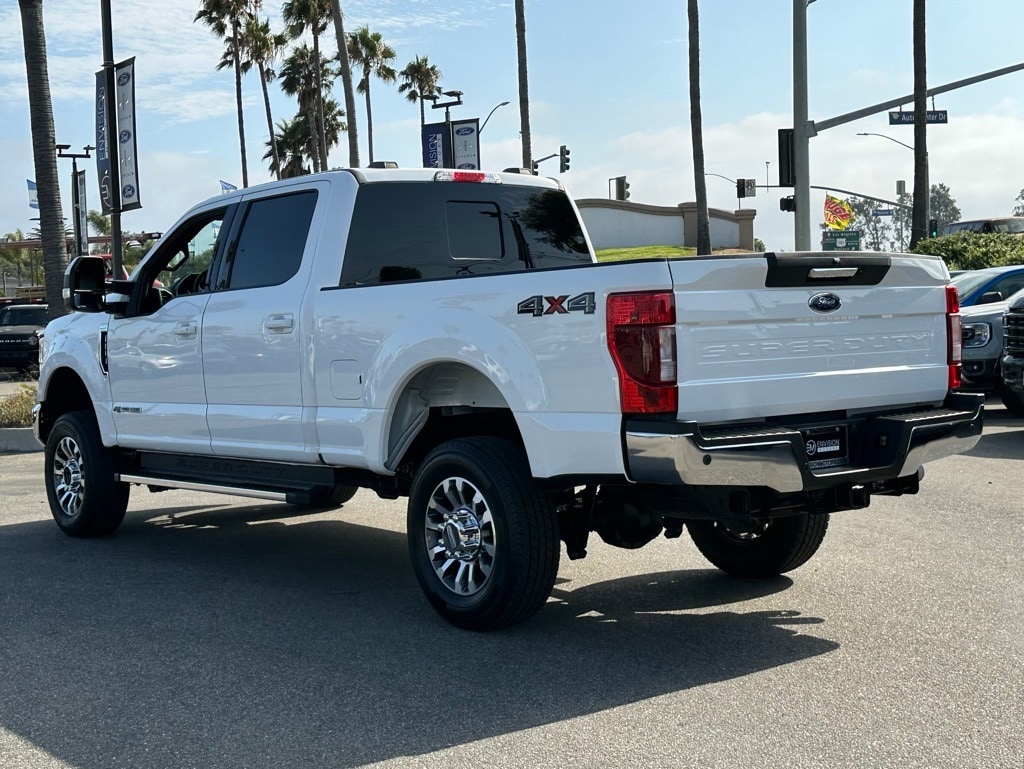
[
  {"xmin": 686, "ymin": 513, "xmax": 829, "ymax": 577},
  {"xmin": 407, "ymin": 438, "xmax": 560, "ymax": 630},
  {"xmin": 44, "ymin": 411, "xmax": 129, "ymax": 537}
]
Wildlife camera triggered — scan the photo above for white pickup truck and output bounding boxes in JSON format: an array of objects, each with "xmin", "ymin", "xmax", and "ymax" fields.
[{"xmin": 36, "ymin": 168, "xmax": 983, "ymax": 629}]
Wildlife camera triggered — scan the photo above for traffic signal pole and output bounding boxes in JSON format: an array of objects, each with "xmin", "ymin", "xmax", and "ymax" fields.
[{"xmin": 793, "ymin": 0, "xmax": 811, "ymax": 250}]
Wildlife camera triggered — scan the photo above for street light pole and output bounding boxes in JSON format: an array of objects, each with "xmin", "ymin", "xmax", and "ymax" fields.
[
  {"xmin": 793, "ymin": 0, "xmax": 813, "ymax": 250},
  {"xmin": 431, "ymin": 90, "xmax": 464, "ymax": 168},
  {"xmin": 479, "ymin": 101, "xmax": 510, "ymax": 134}
]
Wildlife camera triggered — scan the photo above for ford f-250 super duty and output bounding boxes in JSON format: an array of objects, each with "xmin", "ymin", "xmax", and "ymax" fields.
[{"xmin": 35, "ymin": 168, "xmax": 983, "ymax": 630}]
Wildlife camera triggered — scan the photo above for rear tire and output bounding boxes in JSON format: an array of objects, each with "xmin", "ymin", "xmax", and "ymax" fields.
[
  {"xmin": 1000, "ymin": 387, "xmax": 1024, "ymax": 417},
  {"xmin": 686, "ymin": 513, "xmax": 829, "ymax": 577},
  {"xmin": 407, "ymin": 437, "xmax": 560, "ymax": 630},
  {"xmin": 44, "ymin": 411, "xmax": 129, "ymax": 537}
]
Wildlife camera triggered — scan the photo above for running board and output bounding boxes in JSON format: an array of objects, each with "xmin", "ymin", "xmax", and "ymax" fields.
[{"xmin": 117, "ymin": 474, "xmax": 297, "ymax": 503}]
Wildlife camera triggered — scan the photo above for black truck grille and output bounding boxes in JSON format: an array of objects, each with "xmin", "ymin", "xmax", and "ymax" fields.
[{"xmin": 1005, "ymin": 310, "xmax": 1024, "ymax": 354}]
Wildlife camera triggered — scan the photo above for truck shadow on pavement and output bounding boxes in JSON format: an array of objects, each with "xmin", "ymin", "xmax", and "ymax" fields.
[{"xmin": 0, "ymin": 502, "xmax": 837, "ymax": 769}]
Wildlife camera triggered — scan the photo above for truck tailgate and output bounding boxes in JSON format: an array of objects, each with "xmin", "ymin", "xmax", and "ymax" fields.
[{"xmin": 668, "ymin": 252, "xmax": 952, "ymax": 423}]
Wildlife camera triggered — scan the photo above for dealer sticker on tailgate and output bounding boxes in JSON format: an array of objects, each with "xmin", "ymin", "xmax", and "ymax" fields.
[{"xmin": 802, "ymin": 425, "xmax": 850, "ymax": 469}]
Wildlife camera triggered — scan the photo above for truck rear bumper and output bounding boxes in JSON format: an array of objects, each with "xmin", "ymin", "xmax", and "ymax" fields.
[{"xmin": 625, "ymin": 392, "xmax": 984, "ymax": 493}]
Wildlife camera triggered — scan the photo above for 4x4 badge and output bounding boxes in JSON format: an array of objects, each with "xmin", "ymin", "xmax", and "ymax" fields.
[{"xmin": 809, "ymin": 292, "xmax": 842, "ymax": 313}]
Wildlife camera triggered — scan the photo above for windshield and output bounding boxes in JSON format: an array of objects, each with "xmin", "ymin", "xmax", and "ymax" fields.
[
  {"xmin": 950, "ymin": 271, "xmax": 996, "ymax": 298},
  {"xmin": 0, "ymin": 306, "xmax": 48, "ymax": 326},
  {"xmin": 991, "ymin": 219, "xmax": 1024, "ymax": 233}
]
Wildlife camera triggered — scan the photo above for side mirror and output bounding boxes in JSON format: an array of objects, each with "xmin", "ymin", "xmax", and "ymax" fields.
[
  {"xmin": 63, "ymin": 256, "xmax": 107, "ymax": 313},
  {"xmin": 977, "ymin": 290, "xmax": 1003, "ymax": 305}
]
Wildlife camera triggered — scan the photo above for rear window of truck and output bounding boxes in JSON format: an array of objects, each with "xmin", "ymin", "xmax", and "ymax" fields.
[{"xmin": 340, "ymin": 182, "xmax": 591, "ymax": 286}]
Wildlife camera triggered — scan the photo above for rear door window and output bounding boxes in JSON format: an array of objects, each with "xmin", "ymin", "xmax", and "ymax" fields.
[
  {"xmin": 340, "ymin": 182, "xmax": 591, "ymax": 286},
  {"xmin": 221, "ymin": 191, "xmax": 318, "ymax": 290}
]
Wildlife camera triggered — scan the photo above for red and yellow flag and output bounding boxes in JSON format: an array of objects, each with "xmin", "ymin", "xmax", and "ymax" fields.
[{"xmin": 824, "ymin": 194, "xmax": 854, "ymax": 230}]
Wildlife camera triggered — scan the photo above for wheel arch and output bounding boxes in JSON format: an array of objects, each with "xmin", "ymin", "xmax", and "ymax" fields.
[
  {"xmin": 36, "ymin": 366, "xmax": 97, "ymax": 445},
  {"xmin": 383, "ymin": 361, "xmax": 528, "ymax": 477}
]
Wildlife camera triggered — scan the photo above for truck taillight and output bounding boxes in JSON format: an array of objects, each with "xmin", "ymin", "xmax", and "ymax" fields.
[
  {"xmin": 946, "ymin": 285, "xmax": 962, "ymax": 390},
  {"xmin": 607, "ymin": 291, "xmax": 677, "ymax": 414}
]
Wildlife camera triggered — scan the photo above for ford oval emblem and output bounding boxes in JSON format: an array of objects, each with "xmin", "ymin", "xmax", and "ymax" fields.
[
  {"xmin": 809, "ymin": 292, "xmax": 842, "ymax": 313},
  {"xmin": 455, "ymin": 126, "xmax": 475, "ymax": 136}
]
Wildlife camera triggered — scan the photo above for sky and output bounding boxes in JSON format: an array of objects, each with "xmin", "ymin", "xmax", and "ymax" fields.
[{"xmin": 3, "ymin": 0, "xmax": 1024, "ymax": 253}]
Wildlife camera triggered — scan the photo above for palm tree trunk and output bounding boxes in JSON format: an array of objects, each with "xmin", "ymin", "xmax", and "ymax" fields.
[
  {"xmin": 18, "ymin": 0, "xmax": 66, "ymax": 318},
  {"xmin": 515, "ymin": 0, "xmax": 532, "ymax": 169},
  {"xmin": 910, "ymin": 0, "xmax": 928, "ymax": 248},
  {"xmin": 688, "ymin": 0, "xmax": 711, "ymax": 255},
  {"xmin": 258, "ymin": 62, "xmax": 281, "ymax": 181},
  {"xmin": 419, "ymin": 96, "xmax": 425, "ymax": 127},
  {"xmin": 330, "ymin": 0, "xmax": 361, "ymax": 167},
  {"xmin": 232, "ymin": 17, "xmax": 249, "ymax": 188},
  {"xmin": 364, "ymin": 81, "xmax": 375, "ymax": 165},
  {"xmin": 305, "ymin": 102, "xmax": 321, "ymax": 173},
  {"xmin": 311, "ymin": 30, "xmax": 329, "ymax": 170}
]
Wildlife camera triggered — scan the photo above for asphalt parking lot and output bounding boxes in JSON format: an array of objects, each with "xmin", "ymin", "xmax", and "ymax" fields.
[{"xmin": 0, "ymin": 404, "xmax": 1021, "ymax": 769}]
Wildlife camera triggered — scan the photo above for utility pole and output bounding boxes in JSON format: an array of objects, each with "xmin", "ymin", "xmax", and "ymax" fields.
[
  {"xmin": 793, "ymin": 0, "xmax": 813, "ymax": 251},
  {"xmin": 100, "ymin": 0, "xmax": 123, "ymax": 279},
  {"xmin": 56, "ymin": 144, "xmax": 94, "ymax": 258}
]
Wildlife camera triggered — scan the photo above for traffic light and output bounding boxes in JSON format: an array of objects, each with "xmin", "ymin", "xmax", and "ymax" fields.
[
  {"xmin": 928, "ymin": 218, "xmax": 939, "ymax": 238},
  {"xmin": 736, "ymin": 178, "xmax": 747, "ymax": 199},
  {"xmin": 559, "ymin": 145, "xmax": 571, "ymax": 173},
  {"xmin": 614, "ymin": 176, "xmax": 630, "ymax": 201},
  {"xmin": 780, "ymin": 195, "xmax": 796, "ymax": 212}
]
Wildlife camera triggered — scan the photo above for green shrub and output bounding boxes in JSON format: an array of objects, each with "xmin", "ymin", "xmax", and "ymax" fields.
[
  {"xmin": 0, "ymin": 385, "xmax": 36, "ymax": 428},
  {"xmin": 911, "ymin": 232, "xmax": 1024, "ymax": 270}
]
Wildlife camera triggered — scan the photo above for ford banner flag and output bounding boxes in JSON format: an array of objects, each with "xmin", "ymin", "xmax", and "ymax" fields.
[
  {"xmin": 95, "ymin": 57, "xmax": 141, "ymax": 213},
  {"xmin": 450, "ymin": 119, "xmax": 481, "ymax": 170}
]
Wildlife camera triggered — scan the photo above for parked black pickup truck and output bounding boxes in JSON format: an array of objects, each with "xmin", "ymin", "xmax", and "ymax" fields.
[
  {"xmin": 0, "ymin": 303, "xmax": 48, "ymax": 375},
  {"xmin": 1000, "ymin": 294, "xmax": 1024, "ymax": 415}
]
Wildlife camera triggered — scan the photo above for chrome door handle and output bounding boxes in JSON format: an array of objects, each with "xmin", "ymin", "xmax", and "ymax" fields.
[
  {"xmin": 173, "ymin": 322, "xmax": 197, "ymax": 338},
  {"xmin": 265, "ymin": 314, "xmax": 294, "ymax": 333}
]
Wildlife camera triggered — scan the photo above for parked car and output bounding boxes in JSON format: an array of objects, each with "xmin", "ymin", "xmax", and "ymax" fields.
[
  {"xmin": 0, "ymin": 303, "xmax": 48, "ymax": 375},
  {"xmin": 943, "ymin": 217, "xmax": 1024, "ymax": 235},
  {"xmin": 949, "ymin": 265, "xmax": 1024, "ymax": 307},
  {"xmin": 1000, "ymin": 293, "xmax": 1024, "ymax": 415},
  {"xmin": 960, "ymin": 288, "xmax": 1024, "ymax": 392}
]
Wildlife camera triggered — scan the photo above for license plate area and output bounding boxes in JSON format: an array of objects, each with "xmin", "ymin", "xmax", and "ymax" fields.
[{"xmin": 802, "ymin": 425, "xmax": 850, "ymax": 469}]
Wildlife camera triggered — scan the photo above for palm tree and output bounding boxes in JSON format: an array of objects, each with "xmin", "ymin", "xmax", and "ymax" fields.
[
  {"xmin": 347, "ymin": 27, "xmax": 396, "ymax": 165},
  {"xmin": 515, "ymin": 0, "xmax": 532, "ymax": 169},
  {"xmin": 283, "ymin": 0, "xmax": 333, "ymax": 170},
  {"xmin": 398, "ymin": 55, "xmax": 442, "ymax": 127},
  {"xmin": 687, "ymin": 0, "xmax": 711, "ymax": 255},
  {"xmin": 242, "ymin": 16, "xmax": 289, "ymax": 180},
  {"xmin": 18, "ymin": 0, "xmax": 66, "ymax": 318},
  {"xmin": 910, "ymin": 0, "xmax": 928, "ymax": 248},
  {"xmin": 264, "ymin": 118, "xmax": 310, "ymax": 178},
  {"xmin": 329, "ymin": 0, "xmax": 360, "ymax": 167},
  {"xmin": 279, "ymin": 44, "xmax": 335, "ymax": 173},
  {"xmin": 195, "ymin": 0, "xmax": 254, "ymax": 188}
]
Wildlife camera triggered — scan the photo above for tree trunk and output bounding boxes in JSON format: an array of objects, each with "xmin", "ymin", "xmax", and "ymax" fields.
[
  {"xmin": 364, "ymin": 80, "xmax": 374, "ymax": 165},
  {"xmin": 259, "ymin": 62, "xmax": 281, "ymax": 180},
  {"xmin": 305, "ymin": 102, "xmax": 321, "ymax": 173},
  {"xmin": 688, "ymin": 0, "xmax": 711, "ymax": 256},
  {"xmin": 330, "ymin": 0, "xmax": 360, "ymax": 168},
  {"xmin": 910, "ymin": 0, "xmax": 928, "ymax": 248},
  {"xmin": 515, "ymin": 0, "xmax": 532, "ymax": 169},
  {"xmin": 232, "ymin": 18, "xmax": 249, "ymax": 188},
  {"xmin": 311, "ymin": 30, "xmax": 329, "ymax": 170},
  {"xmin": 18, "ymin": 0, "xmax": 66, "ymax": 319}
]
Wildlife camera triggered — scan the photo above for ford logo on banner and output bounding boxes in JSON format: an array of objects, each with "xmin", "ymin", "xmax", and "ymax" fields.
[
  {"xmin": 809, "ymin": 293, "xmax": 842, "ymax": 313},
  {"xmin": 457, "ymin": 163, "xmax": 476, "ymax": 169},
  {"xmin": 455, "ymin": 126, "xmax": 475, "ymax": 136}
]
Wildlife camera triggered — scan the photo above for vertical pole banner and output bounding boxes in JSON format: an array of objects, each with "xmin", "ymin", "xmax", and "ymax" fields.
[
  {"xmin": 94, "ymin": 70, "xmax": 113, "ymax": 214},
  {"xmin": 450, "ymin": 119, "xmax": 481, "ymax": 169},
  {"xmin": 421, "ymin": 122, "xmax": 448, "ymax": 168},
  {"xmin": 74, "ymin": 170, "xmax": 89, "ymax": 256},
  {"xmin": 114, "ymin": 57, "xmax": 141, "ymax": 211}
]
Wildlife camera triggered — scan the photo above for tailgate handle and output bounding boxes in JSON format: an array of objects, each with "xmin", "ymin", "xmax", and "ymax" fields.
[{"xmin": 809, "ymin": 267, "xmax": 860, "ymax": 279}]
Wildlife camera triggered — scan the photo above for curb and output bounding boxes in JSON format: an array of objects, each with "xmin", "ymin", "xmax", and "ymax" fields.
[{"xmin": 0, "ymin": 428, "xmax": 42, "ymax": 454}]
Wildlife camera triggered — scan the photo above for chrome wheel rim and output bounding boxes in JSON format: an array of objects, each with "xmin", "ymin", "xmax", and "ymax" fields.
[
  {"xmin": 424, "ymin": 476, "xmax": 496, "ymax": 596},
  {"xmin": 52, "ymin": 435, "xmax": 86, "ymax": 517}
]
